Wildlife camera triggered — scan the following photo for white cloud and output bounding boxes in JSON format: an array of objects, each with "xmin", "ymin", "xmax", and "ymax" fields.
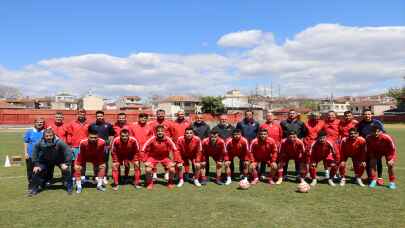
[
  {"xmin": 1, "ymin": 24, "xmax": 404, "ymax": 99},
  {"xmin": 217, "ymin": 30, "xmax": 275, "ymax": 48}
]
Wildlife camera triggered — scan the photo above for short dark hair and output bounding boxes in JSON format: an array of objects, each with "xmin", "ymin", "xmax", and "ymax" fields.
[
  {"xmin": 348, "ymin": 127, "xmax": 358, "ymax": 133},
  {"xmin": 259, "ymin": 128, "xmax": 268, "ymax": 133},
  {"xmin": 184, "ymin": 127, "xmax": 194, "ymax": 132},
  {"xmin": 245, "ymin": 110, "xmax": 254, "ymax": 114},
  {"xmin": 210, "ymin": 129, "xmax": 219, "ymax": 135},
  {"xmin": 120, "ymin": 128, "xmax": 129, "ymax": 134},
  {"xmin": 363, "ymin": 109, "xmax": 372, "ymax": 114},
  {"xmin": 232, "ymin": 128, "xmax": 241, "ymax": 134},
  {"xmin": 318, "ymin": 131, "xmax": 327, "ymax": 138},
  {"xmin": 96, "ymin": 110, "xmax": 104, "ymax": 115},
  {"xmin": 88, "ymin": 125, "xmax": 99, "ymax": 135},
  {"xmin": 287, "ymin": 130, "xmax": 297, "ymax": 136},
  {"xmin": 44, "ymin": 128, "xmax": 55, "ymax": 135},
  {"xmin": 155, "ymin": 124, "xmax": 165, "ymax": 131},
  {"xmin": 289, "ymin": 109, "xmax": 296, "ymax": 112},
  {"xmin": 118, "ymin": 112, "xmax": 126, "ymax": 116},
  {"xmin": 55, "ymin": 111, "xmax": 64, "ymax": 116},
  {"xmin": 139, "ymin": 113, "xmax": 149, "ymax": 118},
  {"xmin": 370, "ymin": 123, "xmax": 382, "ymax": 131},
  {"xmin": 156, "ymin": 109, "xmax": 165, "ymax": 113},
  {"xmin": 344, "ymin": 111, "xmax": 352, "ymax": 115}
]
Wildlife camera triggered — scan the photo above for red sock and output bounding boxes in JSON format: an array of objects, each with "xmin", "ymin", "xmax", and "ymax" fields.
[
  {"xmin": 389, "ymin": 175, "xmax": 396, "ymax": 182},
  {"xmin": 134, "ymin": 168, "xmax": 141, "ymax": 185},
  {"xmin": 310, "ymin": 167, "xmax": 317, "ymax": 179},
  {"xmin": 112, "ymin": 168, "xmax": 119, "ymax": 185}
]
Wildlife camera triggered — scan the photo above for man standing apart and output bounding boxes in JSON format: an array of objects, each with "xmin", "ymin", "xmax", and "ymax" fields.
[
  {"xmin": 23, "ymin": 118, "xmax": 45, "ymax": 192},
  {"xmin": 29, "ymin": 128, "xmax": 72, "ymax": 196}
]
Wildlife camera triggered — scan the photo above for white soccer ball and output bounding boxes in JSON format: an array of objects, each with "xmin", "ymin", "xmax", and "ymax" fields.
[
  {"xmin": 239, "ymin": 179, "xmax": 250, "ymax": 190},
  {"xmin": 296, "ymin": 182, "xmax": 310, "ymax": 193}
]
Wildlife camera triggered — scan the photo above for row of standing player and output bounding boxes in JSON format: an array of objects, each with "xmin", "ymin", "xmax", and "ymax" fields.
[{"xmin": 23, "ymin": 108, "xmax": 397, "ymax": 195}]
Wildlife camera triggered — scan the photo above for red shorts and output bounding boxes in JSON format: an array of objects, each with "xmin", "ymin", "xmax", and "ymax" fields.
[
  {"xmin": 370, "ymin": 152, "xmax": 397, "ymax": 162},
  {"xmin": 75, "ymin": 152, "xmax": 104, "ymax": 167},
  {"xmin": 279, "ymin": 153, "xmax": 307, "ymax": 164},
  {"xmin": 145, "ymin": 157, "xmax": 173, "ymax": 168},
  {"xmin": 226, "ymin": 152, "xmax": 250, "ymax": 162},
  {"xmin": 341, "ymin": 152, "xmax": 365, "ymax": 163},
  {"xmin": 202, "ymin": 153, "xmax": 226, "ymax": 162},
  {"xmin": 310, "ymin": 153, "xmax": 335, "ymax": 165}
]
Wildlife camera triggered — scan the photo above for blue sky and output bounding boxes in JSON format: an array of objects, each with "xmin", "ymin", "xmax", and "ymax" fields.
[
  {"xmin": 0, "ymin": 1, "xmax": 404, "ymax": 98},
  {"xmin": 1, "ymin": 1, "xmax": 404, "ymax": 68}
]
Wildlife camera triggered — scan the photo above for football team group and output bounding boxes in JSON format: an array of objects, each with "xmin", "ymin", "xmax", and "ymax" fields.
[{"xmin": 23, "ymin": 108, "xmax": 398, "ymax": 196}]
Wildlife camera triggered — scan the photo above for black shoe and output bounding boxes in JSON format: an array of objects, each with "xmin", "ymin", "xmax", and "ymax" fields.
[{"xmin": 27, "ymin": 188, "xmax": 38, "ymax": 197}]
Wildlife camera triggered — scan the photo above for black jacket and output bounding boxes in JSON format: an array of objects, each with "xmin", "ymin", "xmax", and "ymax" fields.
[
  {"xmin": 32, "ymin": 137, "xmax": 71, "ymax": 166},
  {"xmin": 280, "ymin": 119, "xmax": 307, "ymax": 139},
  {"xmin": 212, "ymin": 123, "xmax": 235, "ymax": 140},
  {"xmin": 192, "ymin": 121, "xmax": 211, "ymax": 139},
  {"xmin": 236, "ymin": 118, "xmax": 260, "ymax": 142}
]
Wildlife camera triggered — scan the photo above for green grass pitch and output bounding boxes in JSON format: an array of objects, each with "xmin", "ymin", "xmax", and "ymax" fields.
[{"xmin": 0, "ymin": 125, "xmax": 404, "ymax": 227}]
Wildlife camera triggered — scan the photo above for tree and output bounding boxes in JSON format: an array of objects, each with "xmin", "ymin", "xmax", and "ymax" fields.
[
  {"xmin": 201, "ymin": 96, "xmax": 225, "ymax": 115},
  {"xmin": 387, "ymin": 87, "xmax": 405, "ymax": 111}
]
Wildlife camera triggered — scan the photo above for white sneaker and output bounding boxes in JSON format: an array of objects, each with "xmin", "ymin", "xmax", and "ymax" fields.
[
  {"xmin": 328, "ymin": 179, "xmax": 336, "ymax": 187},
  {"xmin": 225, "ymin": 177, "xmax": 232, "ymax": 185},
  {"xmin": 356, "ymin": 177, "xmax": 365, "ymax": 187},
  {"xmin": 275, "ymin": 177, "xmax": 283, "ymax": 185},
  {"xmin": 340, "ymin": 178, "xmax": 346, "ymax": 186},
  {"xmin": 194, "ymin": 179, "xmax": 202, "ymax": 187},
  {"xmin": 324, "ymin": 170, "xmax": 330, "ymax": 179},
  {"xmin": 76, "ymin": 186, "xmax": 82, "ymax": 194},
  {"xmin": 260, "ymin": 175, "xmax": 266, "ymax": 181},
  {"xmin": 310, "ymin": 179, "xmax": 317, "ymax": 186},
  {"xmin": 177, "ymin": 179, "xmax": 184, "ymax": 188},
  {"xmin": 152, "ymin": 172, "xmax": 158, "ymax": 180},
  {"xmin": 103, "ymin": 177, "xmax": 108, "ymax": 185},
  {"xmin": 164, "ymin": 172, "xmax": 169, "ymax": 181}
]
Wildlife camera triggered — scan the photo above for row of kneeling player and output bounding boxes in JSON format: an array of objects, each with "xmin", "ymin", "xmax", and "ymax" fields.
[{"xmin": 27, "ymin": 122, "xmax": 397, "ymax": 196}]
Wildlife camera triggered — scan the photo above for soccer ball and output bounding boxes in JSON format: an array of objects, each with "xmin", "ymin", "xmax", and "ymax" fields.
[
  {"xmin": 239, "ymin": 179, "xmax": 250, "ymax": 190},
  {"xmin": 296, "ymin": 182, "xmax": 310, "ymax": 193}
]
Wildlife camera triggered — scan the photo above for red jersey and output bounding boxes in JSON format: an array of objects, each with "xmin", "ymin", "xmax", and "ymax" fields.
[
  {"xmin": 366, "ymin": 133, "xmax": 396, "ymax": 161},
  {"xmin": 309, "ymin": 140, "xmax": 335, "ymax": 162},
  {"xmin": 111, "ymin": 136, "xmax": 141, "ymax": 162},
  {"xmin": 130, "ymin": 122, "xmax": 153, "ymax": 148},
  {"xmin": 142, "ymin": 136, "xmax": 180, "ymax": 162},
  {"xmin": 340, "ymin": 136, "xmax": 366, "ymax": 161},
  {"xmin": 176, "ymin": 135, "xmax": 202, "ymax": 161},
  {"xmin": 323, "ymin": 119, "xmax": 341, "ymax": 143},
  {"xmin": 339, "ymin": 119, "xmax": 359, "ymax": 138},
  {"xmin": 225, "ymin": 136, "xmax": 250, "ymax": 160},
  {"xmin": 113, "ymin": 122, "xmax": 132, "ymax": 137},
  {"xmin": 279, "ymin": 138, "xmax": 306, "ymax": 161},
  {"xmin": 172, "ymin": 119, "xmax": 191, "ymax": 141},
  {"xmin": 201, "ymin": 137, "xmax": 227, "ymax": 161},
  {"xmin": 67, "ymin": 120, "xmax": 89, "ymax": 147},
  {"xmin": 75, "ymin": 138, "xmax": 105, "ymax": 165},
  {"xmin": 259, "ymin": 122, "xmax": 283, "ymax": 146},
  {"xmin": 48, "ymin": 122, "xmax": 69, "ymax": 143},
  {"xmin": 303, "ymin": 120, "xmax": 325, "ymax": 147},
  {"xmin": 249, "ymin": 137, "xmax": 278, "ymax": 163},
  {"xmin": 148, "ymin": 119, "xmax": 175, "ymax": 138}
]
